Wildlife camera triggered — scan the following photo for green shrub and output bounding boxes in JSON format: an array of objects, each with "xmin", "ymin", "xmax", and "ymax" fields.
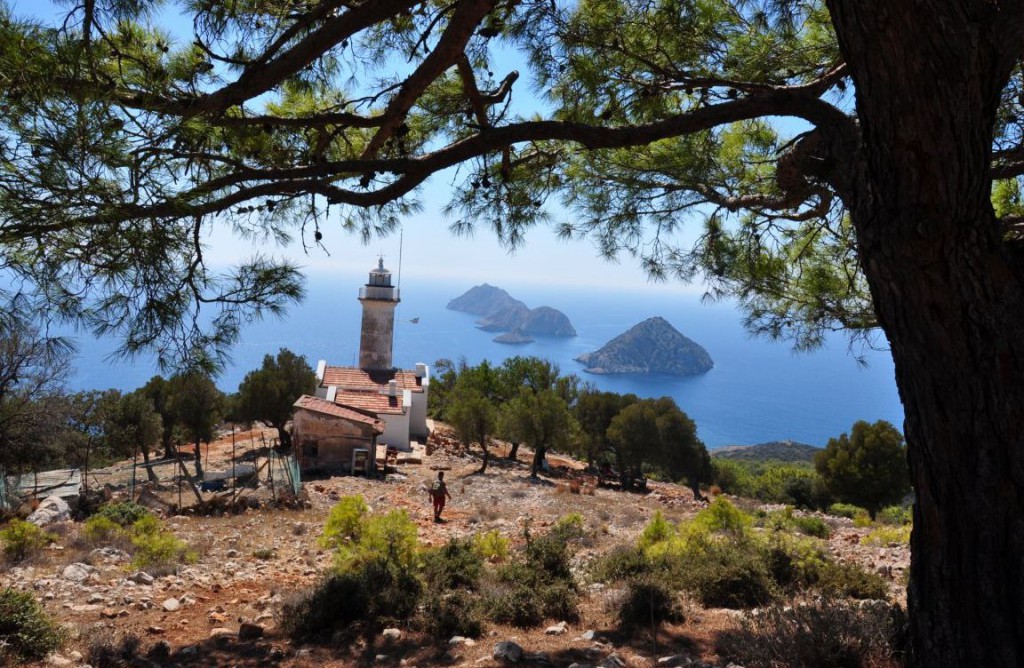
[
  {"xmin": 0, "ymin": 588, "xmax": 66, "ymax": 663},
  {"xmin": 280, "ymin": 557, "xmax": 422, "ymax": 642},
  {"xmin": 320, "ymin": 495, "xmax": 368, "ymax": 550},
  {"xmin": 638, "ymin": 511, "xmax": 676, "ymax": 550},
  {"xmin": 336, "ymin": 509, "xmax": 418, "ymax": 571},
  {"xmin": 690, "ymin": 497, "xmax": 752, "ymax": 538},
  {"xmin": 816, "ymin": 561, "xmax": 891, "ymax": 601},
  {"xmin": 420, "ymin": 589, "xmax": 483, "ymax": 642},
  {"xmin": 616, "ymin": 576, "xmax": 685, "ymax": 630},
  {"xmin": 877, "ymin": 505, "xmax": 913, "ymax": 526},
  {"xmin": 861, "ymin": 524, "xmax": 911, "ymax": 547},
  {"xmin": 93, "ymin": 502, "xmax": 151, "ymax": 527},
  {"xmin": 761, "ymin": 534, "xmax": 831, "ymax": 592},
  {"xmin": 792, "ymin": 514, "xmax": 831, "ymax": 539},
  {"xmin": 852, "ymin": 513, "xmax": 873, "ymax": 528},
  {"xmin": 421, "ymin": 539, "xmax": 483, "ymax": 592},
  {"xmin": 481, "ymin": 562, "xmax": 578, "ymax": 627},
  {"xmin": 479, "ymin": 522, "xmax": 581, "ymax": 626},
  {"xmin": 712, "ymin": 459, "xmax": 756, "ymax": 496},
  {"xmin": 279, "ymin": 572, "xmax": 368, "ymax": 641},
  {"xmin": 717, "ymin": 598, "xmax": 905, "ymax": 668},
  {"xmin": 252, "ymin": 548, "xmax": 277, "ymax": 560},
  {"xmin": 129, "ymin": 516, "xmax": 195, "ymax": 574},
  {"xmin": 82, "ymin": 515, "xmax": 126, "ymax": 544},
  {"xmin": 471, "ymin": 530, "xmax": 509, "ymax": 562},
  {"xmin": 1, "ymin": 520, "xmax": 56, "ymax": 563},
  {"xmin": 680, "ymin": 539, "xmax": 778, "ymax": 609},
  {"xmin": 550, "ymin": 513, "xmax": 586, "ymax": 543},
  {"xmin": 590, "ymin": 545, "xmax": 650, "ymax": 583},
  {"xmin": 828, "ymin": 502, "xmax": 867, "ymax": 519}
]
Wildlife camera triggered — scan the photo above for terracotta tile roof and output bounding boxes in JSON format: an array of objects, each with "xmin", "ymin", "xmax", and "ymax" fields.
[
  {"xmin": 320, "ymin": 366, "xmax": 424, "ymax": 392},
  {"xmin": 332, "ymin": 389, "xmax": 406, "ymax": 416},
  {"xmin": 292, "ymin": 395, "xmax": 386, "ymax": 431}
]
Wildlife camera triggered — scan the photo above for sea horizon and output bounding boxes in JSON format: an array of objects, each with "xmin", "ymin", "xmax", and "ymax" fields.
[{"xmin": 66, "ymin": 272, "xmax": 905, "ymax": 450}]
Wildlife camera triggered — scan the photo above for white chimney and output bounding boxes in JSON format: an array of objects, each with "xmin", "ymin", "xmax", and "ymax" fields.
[{"xmin": 387, "ymin": 379, "xmax": 398, "ymax": 397}]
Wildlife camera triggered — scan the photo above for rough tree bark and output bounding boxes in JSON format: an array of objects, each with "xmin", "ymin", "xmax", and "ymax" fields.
[{"xmin": 828, "ymin": 1, "xmax": 1024, "ymax": 665}]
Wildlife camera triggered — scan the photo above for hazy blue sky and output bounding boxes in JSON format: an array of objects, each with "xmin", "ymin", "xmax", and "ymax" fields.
[{"xmin": 20, "ymin": 0, "xmax": 701, "ymax": 292}]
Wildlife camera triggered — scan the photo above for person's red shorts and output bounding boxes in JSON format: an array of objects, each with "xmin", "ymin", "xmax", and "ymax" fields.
[{"xmin": 432, "ymin": 494, "xmax": 445, "ymax": 515}]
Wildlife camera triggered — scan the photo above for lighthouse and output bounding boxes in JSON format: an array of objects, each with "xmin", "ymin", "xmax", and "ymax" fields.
[{"xmin": 358, "ymin": 257, "xmax": 401, "ymax": 370}]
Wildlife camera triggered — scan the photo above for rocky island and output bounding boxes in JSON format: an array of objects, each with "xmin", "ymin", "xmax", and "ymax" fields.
[
  {"xmin": 575, "ymin": 316, "xmax": 713, "ymax": 376},
  {"xmin": 447, "ymin": 284, "xmax": 576, "ymax": 342}
]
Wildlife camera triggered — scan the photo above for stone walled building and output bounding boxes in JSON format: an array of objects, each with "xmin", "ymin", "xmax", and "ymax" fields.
[
  {"xmin": 295, "ymin": 259, "xmax": 430, "ymax": 472},
  {"xmin": 291, "ymin": 395, "xmax": 385, "ymax": 474}
]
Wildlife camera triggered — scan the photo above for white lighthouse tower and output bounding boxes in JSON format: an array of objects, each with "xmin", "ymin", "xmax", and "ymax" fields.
[{"xmin": 358, "ymin": 257, "xmax": 401, "ymax": 370}]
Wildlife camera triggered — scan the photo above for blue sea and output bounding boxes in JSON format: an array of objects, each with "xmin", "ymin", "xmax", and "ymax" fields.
[{"xmin": 67, "ymin": 274, "xmax": 904, "ymax": 449}]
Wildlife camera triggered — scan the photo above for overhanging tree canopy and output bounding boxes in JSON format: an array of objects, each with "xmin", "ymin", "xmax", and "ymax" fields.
[{"xmin": 3, "ymin": 0, "xmax": 1024, "ymax": 664}]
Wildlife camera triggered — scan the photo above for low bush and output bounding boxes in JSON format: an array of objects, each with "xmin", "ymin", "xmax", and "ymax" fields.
[
  {"xmin": 638, "ymin": 511, "xmax": 676, "ymax": 550},
  {"xmin": 717, "ymin": 598, "xmax": 906, "ymax": 668},
  {"xmin": 335, "ymin": 509, "xmax": 418, "ymax": 571},
  {"xmin": 792, "ymin": 514, "xmax": 831, "ymax": 539},
  {"xmin": 86, "ymin": 630, "xmax": 141, "ymax": 668},
  {"xmin": 761, "ymin": 534, "xmax": 830, "ymax": 592},
  {"xmin": 689, "ymin": 497, "xmax": 752, "ymax": 538},
  {"xmin": 419, "ymin": 589, "xmax": 484, "ymax": 642},
  {"xmin": 279, "ymin": 557, "xmax": 422, "ymax": 642},
  {"xmin": 763, "ymin": 508, "xmax": 831, "ymax": 539},
  {"xmin": 616, "ymin": 576, "xmax": 686, "ymax": 630},
  {"xmin": 861, "ymin": 524, "xmax": 912, "ymax": 547},
  {"xmin": 828, "ymin": 502, "xmax": 867, "ymax": 519},
  {"xmin": 1, "ymin": 520, "xmax": 56, "ymax": 563},
  {"xmin": 479, "ymin": 521, "xmax": 581, "ymax": 627},
  {"xmin": 590, "ymin": 544, "xmax": 650, "ymax": 583},
  {"xmin": 480, "ymin": 562, "xmax": 578, "ymax": 627},
  {"xmin": 319, "ymin": 495, "xmax": 368, "ymax": 550},
  {"xmin": 129, "ymin": 515, "xmax": 196, "ymax": 575},
  {"xmin": 471, "ymin": 529, "xmax": 509, "ymax": 562},
  {"xmin": 679, "ymin": 539, "xmax": 779, "ymax": 609},
  {"xmin": 0, "ymin": 588, "xmax": 66, "ymax": 663},
  {"xmin": 82, "ymin": 515, "xmax": 125, "ymax": 544},
  {"xmin": 92, "ymin": 502, "xmax": 151, "ymax": 527},
  {"xmin": 421, "ymin": 539, "xmax": 482, "ymax": 592},
  {"xmin": 816, "ymin": 561, "xmax": 891, "ymax": 601},
  {"xmin": 877, "ymin": 505, "xmax": 913, "ymax": 526}
]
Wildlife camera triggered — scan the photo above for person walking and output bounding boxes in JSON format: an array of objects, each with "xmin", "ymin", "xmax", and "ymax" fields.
[{"xmin": 429, "ymin": 471, "xmax": 452, "ymax": 522}]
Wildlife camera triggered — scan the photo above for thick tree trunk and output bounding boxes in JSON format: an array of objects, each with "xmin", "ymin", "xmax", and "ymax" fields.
[
  {"xmin": 530, "ymin": 446, "xmax": 546, "ymax": 478},
  {"xmin": 828, "ymin": 2, "xmax": 1024, "ymax": 665},
  {"xmin": 140, "ymin": 446, "xmax": 158, "ymax": 483},
  {"xmin": 193, "ymin": 438, "xmax": 204, "ymax": 479},
  {"xmin": 478, "ymin": 434, "xmax": 489, "ymax": 474},
  {"xmin": 275, "ymin": 425, "xmax": 291, "ymax": 452},
  {"xmin": 507, "ymin": 442, "xmax": 519, "ymax": 460}
]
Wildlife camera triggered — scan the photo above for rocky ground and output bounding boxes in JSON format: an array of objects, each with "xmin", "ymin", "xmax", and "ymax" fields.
[{"xmin": 2, "ymin": 425, "xmax": 909, "ymax": 668}]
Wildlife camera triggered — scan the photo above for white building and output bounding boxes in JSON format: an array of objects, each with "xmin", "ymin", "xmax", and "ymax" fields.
[{"xmin": 309, "ymin": 259, "xmax": 430, "ymax": 453}]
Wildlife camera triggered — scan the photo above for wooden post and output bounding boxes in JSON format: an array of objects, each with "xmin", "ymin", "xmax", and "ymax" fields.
[
  {"xmin": 231, "ymin": 428, "xmax": 237, "ymax": 504},
  {"xmin": 131, "ymin": 443, "xmax": 138, "ymax": 503}
]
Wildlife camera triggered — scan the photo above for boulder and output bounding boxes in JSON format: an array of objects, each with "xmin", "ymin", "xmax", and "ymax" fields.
[
  {"xmin": 61, "ymin": 563, "xmax": 96, "ymax": 583},
  {"xmin": 28, "ymin": 496, "xmax": 70, "ymax": 527},
  {"xmin": 162, "ymin": 597, "xmax": 181, "ymax": 612},
  {"xmin": 129, "ymin": 571, "xmax": 155, "ymax": 585},
  {"xmin": 493, "ymin": 640, "xmax": 524, "ymax": 663},
  {"xmin": 239, "ymin": 622, "xmax": 265, "ymax": 641}
]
